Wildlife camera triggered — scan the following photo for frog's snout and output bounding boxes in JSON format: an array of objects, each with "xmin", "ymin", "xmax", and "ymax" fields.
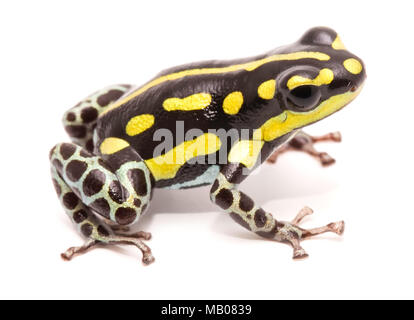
[{"xmin": 338, "ymin": 50, "xmax": 366, "ymax": 94}]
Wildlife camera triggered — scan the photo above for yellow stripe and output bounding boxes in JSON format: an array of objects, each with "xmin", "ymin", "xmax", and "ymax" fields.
[
  {"xmin": 100, "ymin": 51, "xmax": 330, "ymax": 116},
  {"xmin": 253, "ymin": 86, "xmax": 363, "ymax": 142},
  {"xmin": 287, "ymin": 68, "xmax": 334, "ymax": 90},
  {"xmin": 125, "ymin": 114, "xmax": 155, "ymax": 136},
  {"xmin": 100, "ymin": 137, "xmax": 130, "ymax": 155},
  {"xmin": 163, "ymin": 93, "xmax": 212, "ymax": 111},
  {"xmin": 228, "ymin": 140, "xmax": 265, "ymax": 169},
  {"xmin": 144, "ymin": 133, "xmax": 221, "ymax": 180}
]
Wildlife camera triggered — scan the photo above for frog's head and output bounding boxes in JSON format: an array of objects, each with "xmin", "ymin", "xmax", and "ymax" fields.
[{"xmin": 273, "ymin": 27, "xmax": 366, "ymax": 133}]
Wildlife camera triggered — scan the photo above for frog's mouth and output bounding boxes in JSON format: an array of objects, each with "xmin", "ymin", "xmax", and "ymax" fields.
[{"xmin": 253, "ymin": 85, "xmax": 363, "ymax": 142}]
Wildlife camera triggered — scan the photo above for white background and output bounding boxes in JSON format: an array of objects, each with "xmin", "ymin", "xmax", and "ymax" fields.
[{"xmin": 0, "ymin": 0, "xmax": 413, "ymax": 299}]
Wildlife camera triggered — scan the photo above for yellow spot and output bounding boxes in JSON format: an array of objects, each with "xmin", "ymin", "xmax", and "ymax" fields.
[
  {"xmin": 257, "ymin": 80, "xmax": 276, "ymax": 100},
  {"xmin": 101, "ymin": 51, "xmax": 330, "ymax": 116},
  {"xmin": 228, "ymin": 140, "xmax": 265, "ymax": 169},
  {"xmin": 100, "ymin": 137, "xmax": 130, "ymax": 155},
  {"xmin": 253, "ymin": 86, "xmax": 363, "ymax": 142},
  {"xmin": 332, "ymin": 36, "xmax": 346, "ymax": 50},
  {"xmin": 343, "ymin": 58, "xmax": 363, "ymax": 75},
  {"xmin": 287, "ymin": 68, "xmax": 334, "ymax": 90},
  {"xmin": 145, "ymin": 133, "xmax": 221, "ymax": 180},
  {"xmin": 125, "ymin": 114, "xmax": 155, "ymax": 136},
  {"xmin": 223, "ymin": 91, "xmax": 244, "ymax": 115},
  {"xmin": 163, "ymin": 93, "xmax": 212, "ymax": 112}
]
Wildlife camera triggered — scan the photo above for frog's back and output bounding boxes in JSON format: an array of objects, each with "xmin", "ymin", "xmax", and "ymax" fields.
[{"xmin": 95, "ymin": 48, "xmax": 293, "ymax": 160}]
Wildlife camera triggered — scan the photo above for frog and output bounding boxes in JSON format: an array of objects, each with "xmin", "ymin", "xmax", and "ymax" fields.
[{"xmin": 49, "ymin": 27, "xmax": 366, "ymax": 263}]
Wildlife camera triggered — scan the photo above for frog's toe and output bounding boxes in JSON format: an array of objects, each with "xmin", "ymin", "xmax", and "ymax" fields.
[
  {"xmin": 61, "ymin": 239, "xmax": 99, "ymax": 261},
  {"xmin": 61, "ymin": 234, "xmax": 154, "ymax": 265},
  {"xmin": 327, "ymin": 221, "xmax": 345, "ymax": 235},
  {"xmin": 142, "ymin": 252, "xmax": 155, "ymax": 265},
  {"xmin": 292, "ymin": 248, "xmax": 309, "ymax": 260},
  {"xmin": 106, "ymin": 235, "xmax": 154, "ymax": 265},
  {"xmin": 276, "ymin": 207, "xmax": 345, "ymax": 259}
]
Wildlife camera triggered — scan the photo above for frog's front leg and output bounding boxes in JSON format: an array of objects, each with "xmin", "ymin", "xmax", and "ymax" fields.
[
  {"xmin": 267, "ymin": 130, "xmax": 342, "ymax": 166},
  {"xmin": 50, "ymin": 143, "xmax": 154, "ymax": 264},
  {"xmin": 210, "ymin": 163, "xmax": 344, "ymax": 259}
]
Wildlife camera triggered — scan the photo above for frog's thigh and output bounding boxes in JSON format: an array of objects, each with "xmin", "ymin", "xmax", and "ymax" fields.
[
  {"xmin": 50, "ymin": 142, "xmax": 155, "ymax": 263},
  {"xmin": 209, "ymin": 162, "xmax": 345, "ymax": 259},
  {"xmin": 62, "ymin": 84, "xmax": 132, "ymax": 152},
  {"xmin": 50, "ymin": 142, "xmax": 152, "ymax": 226}
]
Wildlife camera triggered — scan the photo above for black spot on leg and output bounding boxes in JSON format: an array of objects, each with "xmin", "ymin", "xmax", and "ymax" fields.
[
  {"xmin": 49, "ymin": 146, "xmax": 56, "ymax": 159},
  {"xmin": 239, "ymin": 192, "xmax": 254, "ymax": 212},
  {"xmin": 128, "ymin": 169, "xmax": 147, "ymax": 196},
  {"xmin": 60, "ymin": 143, "xmax": 77, "ymax": 160},
  {"xmin": 63, "ymin": 192, "xmax": 78, "ymax": 210},
  {"xmin": 81, "ymin": 107, "xmax": 98, "ymax": 123},
  {"xmin": 97, "ymin": 89, "xmax": 125, "ymax": 107},
  {"xmin": 133, "ymin": 198, "xmax": 141, "ymax": 208},
  {"xmin": 52, "ymin": 179, "xmax": 61, "ymax": 196},
  {"xmin": 254, "ymin": 208, "xmax": 267, "ymax": 228},
  {"xmin": 223, "ymin": 163, "xmax": 247, "ymax": 185},
  {"xmin": 73, "ymin": 209, "xmax": 88, "ymax": 223},
  {"xmin": 89, "ymin": 198, "xmax": 110, "ymax": 218},
  {"xmin": 82, "ymin": 169, "xmax": 106, "ymax": 196},
  {"xmin": 81, "ymin": 224, "xmax": 93, "ymax": 237},
  {"xmin": 66, "ymin": 160, "xmax": 88, "ymax": 182},
  {"xmin": 52, "ymin": 159, "xmax": 63, "ymax": 172},
  {"xmin": 66, "ymin": 112, "xmax": 76, "ymax": 122},
  {"xmin": 97, "ymin": 225, "xmax": 110, "ymax": 237},
  {"xmin": 115, "ymin": 207, "xmax": 137, "ymax": 225},
  {"xmin": 80, "ymin": 148, "xmax": 93, "ymax": 158},
  {"xmin": 230, "ymin": 212, "xmax": 251, "ymax": 230},
  {"xmin": 65, "ymin": 125, "xmax": 86, "ymax": 138},
  {"xmin": 85, "ymin": 139, "xmax": 94, "ymax": 153},
  {"xmin": 108, "ymin": 180, "xmax": 129, "ymax": 204},
  {"xmin": 215, "ymin": 189, "xmax": 234, "ymax": 210},
  {"xmin": 210, "ymin": 180, "xmax": 219, "ymax": 193}
]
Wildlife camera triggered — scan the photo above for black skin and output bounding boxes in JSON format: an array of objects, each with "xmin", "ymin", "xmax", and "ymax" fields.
[{"xmin": 95, "ymin": 27, "xmax": 365, "ymax": 189}]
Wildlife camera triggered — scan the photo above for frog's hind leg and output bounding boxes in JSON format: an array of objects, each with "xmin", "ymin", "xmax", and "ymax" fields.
[
  {"xmin": 63, "ymin": 84, "xmax": 132, "ymax": 152},
  {"xmin": 210, "ymin": 163, "xmax": 344, "ymax": 259},
  {"xmin": 50, "ymin": 142, "xmax": 154, "ymax": 264},
  {"xmin": 267, "ymin": 130, "xmax": 341, "ymax": 166}
]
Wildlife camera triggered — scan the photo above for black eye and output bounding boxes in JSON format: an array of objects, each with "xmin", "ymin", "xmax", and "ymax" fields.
[{"xmin": 288, "ymin": 85, "xmax": 321, "ymax": 111}]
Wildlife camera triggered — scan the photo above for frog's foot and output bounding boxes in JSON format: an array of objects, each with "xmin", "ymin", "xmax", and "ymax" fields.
[
  {"xmin": 61, "ymin": 239, "xmax": 99, "ymax": 261},
  {"xmin": 267, "ymin": 130, "xmax": 341, "ymax": 166},
  {"xmin": 276, "ymin": 206, "xmax": 345, "ymax": 259},
  {"xmin": 112, "ymin": 229, "xmax": 152, "ymax": 241},
  {"xmin": 61, "ymin": 233, "xmax": 154, "ymax": 265},
  {"xmin": 106, "ymin": 222, "xmax": 152, "ymax": 239}
]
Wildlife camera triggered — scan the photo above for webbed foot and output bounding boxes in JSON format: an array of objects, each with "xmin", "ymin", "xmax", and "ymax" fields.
[{"xmin": 61, "ymin": 233, "xmax": 154, "ymax": 265}]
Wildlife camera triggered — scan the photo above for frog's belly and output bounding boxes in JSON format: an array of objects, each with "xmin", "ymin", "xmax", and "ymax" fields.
[{"xmin": 155, "ymin": 164, "xmax": 220, "ymax": 190}]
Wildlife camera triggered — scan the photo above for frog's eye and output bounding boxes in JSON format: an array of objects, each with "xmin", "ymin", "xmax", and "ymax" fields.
[{"xmin": 287, "ymin": 85, "xmax": 321, "ymax": 111}]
